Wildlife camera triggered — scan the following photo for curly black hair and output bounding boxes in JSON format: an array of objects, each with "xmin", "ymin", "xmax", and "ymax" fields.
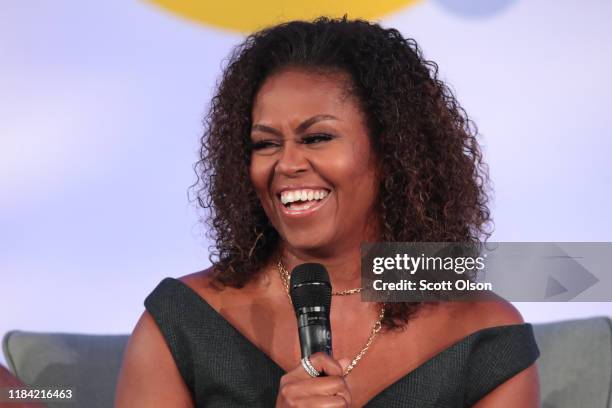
[{"xmin": 192, "ymin": 16, "xmax": 492, "ymax": 330}]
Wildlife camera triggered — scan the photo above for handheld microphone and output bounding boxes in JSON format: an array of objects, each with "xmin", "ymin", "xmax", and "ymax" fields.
[{"xmin": 289, "ymin": 263, "xmax": 333, "ymax": 359}]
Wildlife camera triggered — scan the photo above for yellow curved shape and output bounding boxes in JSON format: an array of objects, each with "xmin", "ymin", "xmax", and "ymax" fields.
[{"xmin": 146, "ymin": 0, "xmax": 420, "ymax": 33}]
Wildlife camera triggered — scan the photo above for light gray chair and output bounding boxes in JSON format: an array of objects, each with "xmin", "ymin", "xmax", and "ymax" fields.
[
  {"xmin": 533, "ymin": 317, "xmax": 612, "ymax": 408},
  {"xmin": 2, "ymin": 332, "xmax": 128, "ymax": 408},
  {"xmin": 3, "ymin": 317, "xmax": 612, "ymax": 408}
]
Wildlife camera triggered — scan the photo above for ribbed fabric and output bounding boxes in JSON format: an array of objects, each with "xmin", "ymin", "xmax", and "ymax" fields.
[{"xmin": 145, "ymin": 278, "xmax": 539, "ymax": 407}]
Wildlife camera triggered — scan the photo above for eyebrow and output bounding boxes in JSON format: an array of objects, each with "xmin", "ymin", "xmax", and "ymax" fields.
[{"xmin": 251, "ymin": 114, "xmax": 338, "ymax": 136}]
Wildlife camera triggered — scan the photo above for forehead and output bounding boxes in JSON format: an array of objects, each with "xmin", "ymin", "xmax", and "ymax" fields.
[{"xmin": 252, "ymin": 69, "xmax": 362, "ymax": 123}]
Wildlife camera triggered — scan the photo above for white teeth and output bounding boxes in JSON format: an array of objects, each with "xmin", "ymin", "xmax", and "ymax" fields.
[{"xmin": 280, "ymin": 189, "xmax": 330, "ymax": 205}]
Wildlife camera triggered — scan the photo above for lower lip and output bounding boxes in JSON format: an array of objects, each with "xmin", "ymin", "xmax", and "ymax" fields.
[{"xmin": 277, "ymin": 193, "xmax": 331, "ymax": 218}]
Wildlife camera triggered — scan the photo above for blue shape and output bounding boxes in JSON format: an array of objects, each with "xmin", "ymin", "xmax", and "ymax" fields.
[{"xmin": 433, "ymin": 0, "xmax": 517, "ymax": 18}]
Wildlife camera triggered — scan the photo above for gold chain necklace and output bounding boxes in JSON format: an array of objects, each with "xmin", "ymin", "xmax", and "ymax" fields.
[
  {"xmin": 276, "ymin": 259, "xmax": 385, "ymax": 376},
  {"xmin": 276, "ymin": 260, "xmax": 363, "ymax": 296}
]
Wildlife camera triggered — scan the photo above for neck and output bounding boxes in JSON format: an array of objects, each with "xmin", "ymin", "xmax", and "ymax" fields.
[
  {"xmin": 276, "ymin": 216, "xmax": 382, "ymax": 290},
  {"xmin": 278, "ymin": 243, "xmax": 364, "ymax": 290}
]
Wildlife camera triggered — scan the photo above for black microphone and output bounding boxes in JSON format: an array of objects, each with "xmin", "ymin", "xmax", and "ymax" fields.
[{"xmin": 289, "ymin": 263, "xmax": 333, "ymax": 359}]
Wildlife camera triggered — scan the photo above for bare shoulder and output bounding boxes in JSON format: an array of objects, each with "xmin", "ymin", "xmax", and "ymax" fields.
[
  {"xmin": 178, "ymin": 266, "xmax": 228, "ymax": 310},
  {"xmin": 443, "ymin": 295, "xmax": 525, "ymax": 336},
  {"xmin": 469, "ymin": 296, "xmax": 524, "ymax": 327},
  {"xmin": 115, "ymin": 311, "xmax": 194, "ymax": 407},
  {"xmin": 114, "ymin": 267, "xmax": 219, "ymax": 408},
  {"xmin": 179, "ymin": 265, "xmax": 273, "ymax": 312}
]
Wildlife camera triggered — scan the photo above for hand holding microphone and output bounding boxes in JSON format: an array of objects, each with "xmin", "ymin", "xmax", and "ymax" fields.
[
  {"xmin": 276, "ymin": 352, "xmax": 351, "ymax": 408},
  {"xmin": 275, "ymin": 263, "xmax": 352, "ymax": 407}
]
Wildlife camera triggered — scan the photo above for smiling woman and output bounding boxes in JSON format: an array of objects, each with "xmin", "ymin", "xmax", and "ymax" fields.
[
  {"xmin": 249, "ymin": 70, "xmax": 380, "ymax": 256},
  {"xmin": 115, "ymin": 17, "xmax": 540, "ymax": 408}
]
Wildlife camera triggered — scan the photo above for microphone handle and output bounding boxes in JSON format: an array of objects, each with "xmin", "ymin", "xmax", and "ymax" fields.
[{"xmin": 297, "ymin": 308, "xmax": 332, "ymax": 358}]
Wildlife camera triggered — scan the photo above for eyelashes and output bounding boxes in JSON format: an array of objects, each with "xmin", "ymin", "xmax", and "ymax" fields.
[
  {"xmin": 250, "ymin": 140, "xmax": 280, "ymax": 150},
  {"xmin": 302, "ymin": 133, "xmax": 333, "ymax": 145},
  {"xmin": 250, "ymin": 133, "xmax": 334, "ymax": 151}
]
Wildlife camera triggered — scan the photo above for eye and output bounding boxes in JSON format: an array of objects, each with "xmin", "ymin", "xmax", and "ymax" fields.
[
  {"xmin": 250, "ymin": 140, "xmax": 281, "ymax": 151},
  {"xmin": 301, "ymin": 133, "xmax": 334, "ymax": 145}
]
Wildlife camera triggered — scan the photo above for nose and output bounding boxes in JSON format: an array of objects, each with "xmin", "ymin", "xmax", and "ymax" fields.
[{"xmin": 275, "ymin": 141, "xmax": 308, "ymax": 176}]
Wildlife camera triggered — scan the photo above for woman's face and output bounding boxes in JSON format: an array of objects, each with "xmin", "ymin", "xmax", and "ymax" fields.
[{"xmin": 249, "ymin": 69, "xmax": 379, "ymax": 257}]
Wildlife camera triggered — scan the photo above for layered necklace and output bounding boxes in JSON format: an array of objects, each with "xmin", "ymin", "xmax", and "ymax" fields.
[{"xmin": 276, "ymin": 259, "xmax": 385, "ymax": 376}]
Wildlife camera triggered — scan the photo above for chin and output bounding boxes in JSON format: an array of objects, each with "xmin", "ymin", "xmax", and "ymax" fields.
[{"xmin": 282, "ymin": 232, "xmax": 333, "ymax": 255}]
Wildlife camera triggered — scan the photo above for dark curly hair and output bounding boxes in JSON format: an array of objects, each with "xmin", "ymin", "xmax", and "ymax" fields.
[{"xmin": 193, "ymin": 16, "xmax": 492, "ymax": 330}]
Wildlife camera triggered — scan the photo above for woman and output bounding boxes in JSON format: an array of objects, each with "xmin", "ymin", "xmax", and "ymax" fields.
[{"xmin": 116, "ymin": 17, "xmax": 539, "ymax": 407}]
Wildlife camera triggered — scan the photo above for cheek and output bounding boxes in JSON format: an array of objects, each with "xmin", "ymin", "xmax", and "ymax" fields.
[
  {"xmin": 322, "ymin": 144, "xmax": 376, "ymax": 189},
  {"xmin": 249, "ymin": 158, "xmax": 269, "ymax": 192},
  {"xmin": 249, "ymin": 158, "xmax": 278, "ymax": 218},
  {"xmin": 333, "ymin": 150, "xmax": 379, "ymax": 212}
]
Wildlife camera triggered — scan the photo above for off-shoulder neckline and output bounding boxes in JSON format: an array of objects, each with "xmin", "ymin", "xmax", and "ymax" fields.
[{"xmin": 166, "ymin": 277, "xmax": 532, "ymax": 406}]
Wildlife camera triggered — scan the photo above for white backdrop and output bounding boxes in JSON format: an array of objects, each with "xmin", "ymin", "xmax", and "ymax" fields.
[{"xmin": 1, "ymin": 0, "xmax": 611, "ymax": 366}]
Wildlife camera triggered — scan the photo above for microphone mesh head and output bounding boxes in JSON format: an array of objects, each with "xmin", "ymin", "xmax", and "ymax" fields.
[{"xmin": 289, "ymin": 263, "xmax": 332, "ymax": 310}]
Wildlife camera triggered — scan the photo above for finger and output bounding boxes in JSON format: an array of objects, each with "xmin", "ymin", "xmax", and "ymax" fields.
[
  {"xmin": 293, "ymin": 395, "xmax": 349, "ymax": 407},
  {"xmin": 307, "ymin": 352, "xmax": 344, "ymax": 377},
  {"xmin": 281, "ymin": 353, "xmax": 344, "ymax": 384},
  {"xmin": 281, "ymin": 376, "xmax": 351, "ymax": 402}
]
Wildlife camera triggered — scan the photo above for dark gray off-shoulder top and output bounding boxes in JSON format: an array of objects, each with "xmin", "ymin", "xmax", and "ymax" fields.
[{"xmin": 145, "ymin": 278, "xmax": 539, "ymax": 407}]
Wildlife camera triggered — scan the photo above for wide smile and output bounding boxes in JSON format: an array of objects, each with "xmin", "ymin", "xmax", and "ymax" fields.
[{"xmin": 275, "ymin": 189, "xmax": 332, "ymax": 218}]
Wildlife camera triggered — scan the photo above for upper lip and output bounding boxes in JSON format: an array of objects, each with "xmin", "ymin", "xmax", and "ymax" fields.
[{"xmin": 274, "ymin": 185, "xmax": 332, "ymax": 196}]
